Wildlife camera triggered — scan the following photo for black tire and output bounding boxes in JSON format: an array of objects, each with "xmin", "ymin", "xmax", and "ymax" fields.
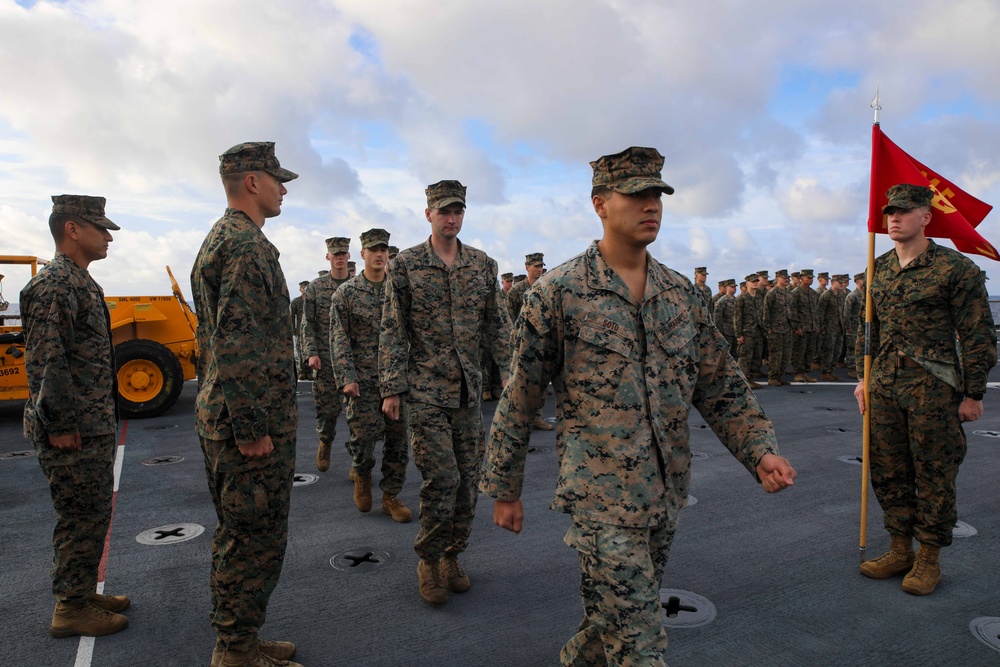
[{"xmin": 115, "ymin": 339, "xmax": 184, "ymax": 419}]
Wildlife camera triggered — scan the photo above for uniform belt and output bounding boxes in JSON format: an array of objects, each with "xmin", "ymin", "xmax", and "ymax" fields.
[{"xmin": 894, "ymin": 355, "xmax": 921, "ymax": 369}]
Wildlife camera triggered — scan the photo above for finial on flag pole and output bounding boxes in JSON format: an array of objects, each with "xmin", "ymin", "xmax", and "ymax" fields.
[{"xmin": 870, "ymin": 87, "xmax": 881, "ymax": 125}]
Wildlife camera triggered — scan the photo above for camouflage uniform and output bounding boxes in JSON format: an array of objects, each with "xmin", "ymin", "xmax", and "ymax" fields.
[
  {"xmin": 843, "ymin": 273, "xmax": 865, "ymax": 372},
  {"xmin": 330, "ymin": 270, "xmax": 408, "ymax": 495},
  {"xmin": 763, "ymin": 273, "xmax": 792, "ymax": 383},
  {"xmin": 693, "ymin": 268, "xmax": 711, "ymax": 309},
  {"xmin": 818, "ymin": 287, "xmax": 845, "ymax": 374},
  {"xmin": 483, "ymin": 244, "xmax": 779, "ymax": 666},
  {"xmin": 484, "ymin": 148, "xmax": 782, "ymax": 666},
  {"xmin": 858, "ymin": 239, "xmax": 996, "ymax": 546},
  {"xmin": 506, "ymin": 275, "xmax": 532, "ymax": 322},
  {"xmin": 733, "ymin": 277, "xmax": 764, "ymax": 380},
  {"xmin": 22, "ymin": 199, "xmax": 119, "ymax": 606},
  {"xmin": 380, "ymin": 226, "xmax": 512, "ymax": 563},
  {"xmin": 712, "ymin": 291, "xmax": 737, "ymax": 352},
  {"xmin": 302, "ymin": 240, "xmax": 351, "ymax": 447},
  {"xmin": 290, "ymin": 283, "xmax": 308, "ymax": 379},
  {"xmin": 190, "ymin": 143, "xmax": 298, "ymax": 652},
  {"xmin": 789, "ymin": 275, "xmax": 818, "ymax": 376}
]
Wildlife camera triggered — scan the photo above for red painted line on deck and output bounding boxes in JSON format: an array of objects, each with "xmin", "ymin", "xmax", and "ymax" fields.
[{"xmin": 96, "ymin": 420, "xmax": 128, "ymax": 584}]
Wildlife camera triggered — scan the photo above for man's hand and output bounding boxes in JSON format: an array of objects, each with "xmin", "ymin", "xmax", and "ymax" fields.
[
  {"xmin": 737, "ymin": 336, "xmax": 745, "ymax": 344},
  {"xmin": 959, "ymin": 397, "xmax": 984, "ymax": 423},
  {"xmin": 49, "ymin": 432, "xmax": 82, "ymax": 450},
  {"xmin": 382, "ymin": 394, "xmax": 401, "ymax": 420},
  {"xmin": 756, "ymin": 453, "xmax": 796, "ymax": 493},
  {"xmin": 308, "ymin": 355, "xmax": 321, "ymax": 370},
  {"xmin": 494, "ymin": 499, "xmax": 523, "ymax": 533},
  {"xmin": 854, "ymin": 381, "xmax": 866, "ymax": 415},
  {"xmin": 239, "ymin": 435, "xmax": 274, "ymax": 459},
  {"xmin": 343, "ymin": 382, "xmax": 360, "ymax": 398}
]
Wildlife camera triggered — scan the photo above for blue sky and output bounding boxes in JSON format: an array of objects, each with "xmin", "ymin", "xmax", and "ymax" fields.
[{"xmin": 2, "ymin": 0, "xmax": 1000, "ymax": 297}]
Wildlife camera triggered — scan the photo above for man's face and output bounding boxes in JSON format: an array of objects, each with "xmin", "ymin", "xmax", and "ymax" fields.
[
  {"xmin": 855, "ymin": 279, "xmax": 865, "ymax": 291},
  {"xmin": 695, "ymin": 273, "xmax": 706, "ymax": 286},
  {"xmin": 791, "ymin": 276, "xmax": 800, "ymax": 288},
  {"xmin": 426, "ymin": 203, "xmax": 465, "ymax": 239},
  {"xmin": 801, "ymin": 275, "xmax": 813, "ymax": 288},
  {"xmin": 502, "ymin": 277, "xmax": 513, "ymax": 292},
  {"xmin": 818, "ymin": 276, "xmax": 829, "ymax": 289},
  {"xmin": 526, "ymin": 263, "xmax": 544, "ymax": 282},
  {"xmin": 256, "ymin": 171, "xmax": 287, "ymax": 219},
  {"xmin": 886, "ymin": 206, "xmax": 931, "ymax": 244},
  {"xmin": 746, "ymin": 278, "xmax": 759, "ymax": 295},
  {"xmin": 594, "ymin": 188, "xmax": 663, "ymax": 249},
  {"xmin": 726, "ymin": 284, "xmax": 736, "ymax": 296},
  {"xmin": 69, "ymin": 218, "xmax": 113, "ymax": 262},
  {"xmin": 776, "ymin": 275, "xmax": 789, "ymax": 288},
  {"xmin": 361, "ymin": 245, "xmax": 389, "ymax": 272},
  {"xmin": 832, "ymin": 279, "xmax": 844, "ymax": 293},
  {"xmin": 328, "ymin": 251, "xmax": 349, "ymax": 271}
]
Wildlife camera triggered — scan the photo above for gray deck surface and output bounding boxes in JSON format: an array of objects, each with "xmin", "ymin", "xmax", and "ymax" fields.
[{"xmin": 2, "ymin": 368, "xmax": 999, "ymax": 666}]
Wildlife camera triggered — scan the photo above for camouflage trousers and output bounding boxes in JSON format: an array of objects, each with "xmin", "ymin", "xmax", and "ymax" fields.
[
  {"xmin": 792, "ymin": 331, "xmax": 817, "ymax": 374},
  {"xmin": 345, "ymin": 389, "xmax": 409, "ymax": 496},
  {"xmin": 34, "ymin": 433, "xmax": 115, "ymax": 604},
  {"xmin": 767, "ymin": 331, "xmax": 791, "ymax": 381},
  {"xmin": 407, "ymin": 400, "xmax": 485, "ymax": 561},
  {"xmin": 201, "ymin": 432, "xmax": 296, "ymax": 650},
  {"xmin": 312, "ymin": 367, "xmax": 343, "ymax": 444},
  {"xmin": 870, "ymin": 368, "xmax": 965, "ymax": 547},
  {"xmin": 737, "ymin": 330, "xmax": 763, "ymax": 379},
  {"xmin": 481, "ymin": 349, "xmax": 503, "ymax": 397},
  {"xmin": 819, "ymin": 327, "xmax": 844, "ymax": 373},
  {"xmin": 561, "ymin": 516, "xmax": 676, "ymax": 667}
]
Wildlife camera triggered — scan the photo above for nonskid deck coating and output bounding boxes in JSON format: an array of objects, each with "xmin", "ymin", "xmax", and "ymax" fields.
[{"xmin": 2, "ymin": 368, "xmax": 999, "ymax": 666}]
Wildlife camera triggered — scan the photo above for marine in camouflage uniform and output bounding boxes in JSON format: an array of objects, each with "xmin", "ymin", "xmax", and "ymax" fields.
[
  {"xmin": 733, "ymin": 273, "xmax": 764, "ymax": 388},
  {"xmin": 712, "ymin": 279, "xmax": 737, "ymax": 352},
  {"xmin": 855, "ymin": 184, "xmax": 996, "ymax": 596},
  {"xmin": 379, "ymin": 179, "xmax": 512, "ymax": 605},
  {"xmin": 303, "ymin": 237, "xmax": 352, "ymax": 473},
  {"xmin": 763, "ymin": 269, "xmax": 792, "ymax": 385},
  {"xmin": 483, "ymin": 147, "xmax": 795, "ymax": 667},
  {"xmin": 21, "ymin": 195, "xmax": 130, "ymax": 638},
  {"xmin": 330, "ymin": 228, "xmax": 412, "ymax": 522},
  {"xmin": 789, "ymin": 269, "xmax": 818, "ymax": 382},
  {"xmin": 710, "ymin": 279, "xmax": 727, "ymax": 311},
  {"xmin": 843, "ymin": 272, "xmax": 866, "ymax": 378},
  {"xmin": 817, "ymin": 275, "xmax": 847, "ymax": 380},
  {"xmin": 290, "ymin": 281, "xmax": 309, "ymax": 381},
  {"xmin": 190, "ymin": 143, "xmax": 301, "ymax": 665},
  {"xmin": 693, "ymin": 266, "xmax": 712, "ymax": 309},
  {"xmin": 505, "ymin": 252, "xmax": 553, "ymax": 431}
]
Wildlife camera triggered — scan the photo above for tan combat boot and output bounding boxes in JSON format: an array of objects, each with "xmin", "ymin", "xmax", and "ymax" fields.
[
  {"xmin": 354, "ymin": 472, "xmax": 372, "ymax": 512},
  {"xmin": 860, "ymin": 534, "xmax": 915, "ymax": 579},
  {"xmin": 90, "ymin": 592, "xmax": 130, "ymax": 613},
  {"xmin": 793, "ymin": 373, "xmax": 810, "ymax": 383},
  {"xmin": 902, "ymin": 543, "xmax": 942, "ymax": 595},
  {"xmin": 212, "ymin": 640, "xmax": 297, "ymax": 667},
  {"xmin": 417, "ymin": 559, "xmax": 448, "ymax": 605},
  {"xmin": 767, "ymin": 379, "xmax": 782, "ymax": 387},
  {"xmin": 381, "ymin": 493, "xmax": 413, "ymax": 523},
  {"xmin": 440, "ymin": 554, "xmax": 471, "ymax": 593},
  {"xmin": 315, "ymin": 440, "xmax": 331, "ymax": 473},
  {"xmin": 50, "ymin": 601, "xmax": 128, "ymax": 638},
  {"xmin": 214, "ymin": 643, "xmax": 302, "ymax": 667},
  {"xmin": 821, "ymin": 372, "xmax": 839, "ymax": 382},
  {"xmin": 532, "ymin": 417, "xmax": 554, "ymax": 431}
]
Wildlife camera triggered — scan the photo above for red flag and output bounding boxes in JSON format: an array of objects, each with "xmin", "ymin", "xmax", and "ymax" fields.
[{"xmin": 868, "ymin": 124, "xmax": 997, "ymax": 260}]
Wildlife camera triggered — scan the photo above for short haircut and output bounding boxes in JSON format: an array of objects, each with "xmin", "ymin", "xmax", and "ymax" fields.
[
  {"xmin": 221, "ymin": 171, "xmax": 251, "ymax": 197},
  {"xmin": 48, "ymin": 212, "xmax": 75, "ymax": 242},
  {"xmin": 591, "ymin": 185, "xmax": 614, "ymax": 199}
]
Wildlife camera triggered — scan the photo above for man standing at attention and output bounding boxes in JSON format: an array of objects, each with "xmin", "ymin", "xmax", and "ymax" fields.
[
  {"xmin": 790, "ymin": 269, "xmax": 819, "ymax": 383},
  {"xmin": 734, "ymin": 273, "xmax": 764, "ymax": 389},
  {"xmin": 693, "ymin": 266, "xmax": 711, "ymax": 307},
  {"xmin": 855, "ymin": 184, "xmax": 995, "ymax": 596},
  {"xmin": 843, "ymin": 271, "xmax": 866, "ymax": 379},
  {"xmin": 290, "ymin": 280, "xmax": 309, "ymax": 381},
  {"xmin": 191, "ymin": 142, "xmax": 301, "ymax": 667},
  {"xmin": 818, "ymin": 274, "xmax": 847, "ymax": 382},
  {"xmin": 303, "ymin": 237, "xmax": 351, "ymax": 473},
  {"xmin": 21, "ymin": 195, "xmax": 130, "ymax": 639},
  {"xmin": 483, "ymin": 147, "xmax": 795, "ymax": 665},
  {"xmin": 380, "ymin": 180, "xmax": 512, "ymax": 606},
  {"xmin": 506, "ymin": 252, "xmax": 554, "ymax": 431},
  {"xmin": 763, "ymin": 268, "xmax": 793, "ymax": 386},
  {"xmin": 330, "ymin": 228, "xmax": 412, "ymax": 522}
]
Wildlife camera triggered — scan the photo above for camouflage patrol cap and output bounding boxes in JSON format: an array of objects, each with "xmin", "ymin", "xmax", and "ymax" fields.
[
  {"xmin": 799, "ymin": 269, "xmax": 814, "ymax": 277},
  {"xmin": 590, "ymin": 146, "xmax": 675, "ymax": 195},
  {"xmin": 791, "ymin": 271, "xmax": 800, "ymax": 278},
  {"xmin": 833, "ymin": 274, "xmax": 849, "ymax": 283},
  {"xmin": 347, "ymin": 261, "xmax": 356, "ymax": 270},
  {"xmin": 51, "ymin": 195, "xmax": 120, "ymax": 231},
  {"xmin": 726, "ymin": 278, "xmax": 737, "ymax": 286},
  {"xmin": 774, "ymin": 269, "xmax": 788, "ymax": 278},
  {"xmin": 883, "ymin": 183, "xmax": 933, "ymax": 214},
  {"xmin": 219, "ymin": 142, "xmax": 298, "ymax": 183},
  {"xmin": 502, "ymin": 272, "xmax": 514, "ymax": 281},
  {"xmin": 298, "ymin": 280, "xmax": 310, "ymax": 288},
  {"xmin": 325, "ymin": 237, "xmax": 350, "ymax": 254},
  {"xmin": 360, "ymin": 228, "xmax": 390, "ymax": 249},
  {"xmin": 817, "ymin": 272, "xmax": 829, "ymax": 280},
  {"xmin": 853, "ymin": 272, "xmax": 866, "ymax": 282},
  {"xmin": 525, "ymin": 252, "xmax": 545, "ymax": 267},
  {"xmin": 426, "ymin": 180, "xmax": 467, "ymax": 209},
  {"xmin": 319, "ymin": 270, "xmax": 329, "ymax": 276},
  {"xmin": 514, "ymin": 274, "xmax": 527, "ymax": 283},
  {"xmin": 388, "ymin": 245, "xmax": 399, "ymax": 256},
  {"xmin": 717, "ymin": 280, "xmax": 727, "ymax": 287},
  {"xmin": 757, "ymin": 270, "xmax": 769, "ymax": 278},
  {"xmin": 694, "ymin": 267, "xmax": 708, "ymax": 275},
  {"xmin": 745, "ymin": 273, "xmax": 760, "ymax": 283}
]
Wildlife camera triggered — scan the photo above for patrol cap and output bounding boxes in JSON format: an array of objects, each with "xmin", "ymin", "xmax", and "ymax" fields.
[
  {"xmin": 502, "ymin": 272, "xmax": 514, "ymax": 281},
  {"xmin": 219, "ymin": 142, "xmax": 298, "ymax": 183},
  {"xmin": 717, "ymin": 280, "xmax": 727, "ymax": 287},
  {"xmin": 833, "ymin": 274, "xmax": 849, "ymax": 283},
  {"xmin": 360, "ymin": 228, "xmax": 390, "ymax": 249},
  {"xmin": 51, "ymin": 195, "xmax": 120, "ymax": 231},
  {"xmin": 514, "ymin": 274, "xmax": 527, "ymax": 282},
  {"xmin": 745, "ymin": 273, "xmax": 760, "ymax": 283},
  {"xmin": 590, "ymin": 146, "xmax": 675, "ymax": 195},
  {"xmin": 525, "ymin": 252, "xmax": 545, "ymax": 267},
  {"xmin": 694, "ymin": 267, "xmax": 708, "ymax": 275},
  {"xmin": 774, "ymin": 269, "xmax": 788, "ymax": 278},
  {"xmin": 388, "ymin": 245, "xmax": 399, "ymax": 256},
  {"xmin": 347, "ymin": 261, "xmax": 356, "ymax": 270},
  {"xmin": 325, "ymin": 237, "xmax": 350, "ymax": 254},
  {"xmin": 426, "ymin": 180, "xmax": 467, "ymax": 209},
  {"xmin": 791, "ymin": 271, "xmax": 800, "ymax": 278},
  {"xmin": 883, "ymin": 183, "xmax": 933, "ymax": 214},
  {"xmin": 298, "ymin": 280, "xmax": 310, "ymax": 288},
  {"xmin": 757, "ymin": 270, "xmax": 769, "ymax": 278},
  {"xmin": 799, "ymin": 269, "xmax": 814, "ymax": 277},
  {"xmin": 853, "ymin": 272, "xmax": 866, "ymax": 282},
  {"xmin": 318, "ymin": 270, "xmax": 328, "ymax": 276},
  {"xmin": 817, "ymin": 272, "xmax": 829, "ymax": 280},
  {"xmin": 726, "ymin": 278, "xmax": 737, "ymax": 286}
]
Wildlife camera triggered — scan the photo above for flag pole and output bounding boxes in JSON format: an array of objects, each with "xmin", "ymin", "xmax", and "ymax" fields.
[{"xmin": 860, "ymin": 89, "xmax": 881, "ymax": 564}]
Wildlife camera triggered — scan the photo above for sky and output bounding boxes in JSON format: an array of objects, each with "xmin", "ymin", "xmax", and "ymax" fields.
[{"xmin": 2, "ymin": 0, "xmax": 1000, "ymax": 299}]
